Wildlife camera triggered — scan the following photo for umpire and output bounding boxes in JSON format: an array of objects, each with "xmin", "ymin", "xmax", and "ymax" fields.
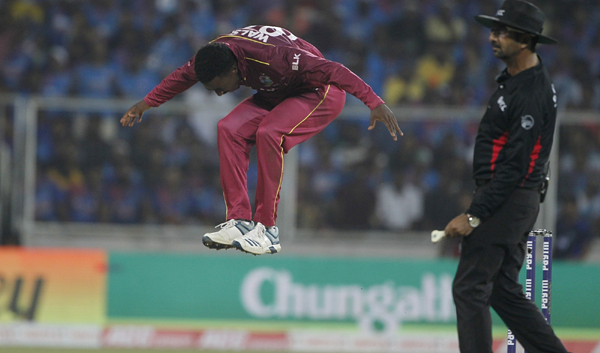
[{"xmin": 443, "ymin": 1, "xmax": 570, "ymax": 352}]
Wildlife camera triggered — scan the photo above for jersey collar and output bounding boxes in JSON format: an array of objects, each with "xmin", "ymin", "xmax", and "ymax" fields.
[{"xmin": 496, "ymin": 55, "xmax": 545, "ymax": 84}]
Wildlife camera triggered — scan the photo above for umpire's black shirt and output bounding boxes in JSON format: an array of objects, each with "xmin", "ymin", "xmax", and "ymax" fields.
[{"xmin": 466, "ymin": 57, "xmax": 557, "ymax": 221}]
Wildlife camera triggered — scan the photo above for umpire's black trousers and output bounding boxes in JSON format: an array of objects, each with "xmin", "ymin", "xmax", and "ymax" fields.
[{"xmin": 453, "ymin": 186, "xmax": 569, "ymax": 353}]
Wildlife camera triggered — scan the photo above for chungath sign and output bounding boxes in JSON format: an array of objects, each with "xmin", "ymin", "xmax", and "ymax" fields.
[{"xmin": 240, "ymin": 267, "xmax": 455, "ymax": 335}]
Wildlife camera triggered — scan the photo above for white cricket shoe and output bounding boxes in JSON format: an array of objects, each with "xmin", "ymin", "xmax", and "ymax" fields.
[
  {"xmin": 202, "ymin": 219, "xmax": 255, "ymax": 250},
  {"xmin": 232, "ymin": 222, "xmax": 281, "ymax": 255}
]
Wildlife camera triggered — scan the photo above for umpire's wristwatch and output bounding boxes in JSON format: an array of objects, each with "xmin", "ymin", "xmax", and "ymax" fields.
[{"xmin": 466, "ymin": 213, "xmax": 481, "ymax": 228}]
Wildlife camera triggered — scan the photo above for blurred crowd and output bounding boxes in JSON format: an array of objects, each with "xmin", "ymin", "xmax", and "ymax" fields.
[
  {"xmin": 1, "ymin": 0, "xmax": 599, "ymax": 259},
  {"xmin": 2, "ymin": 0, "xmax": 600, "ymax": 108}
]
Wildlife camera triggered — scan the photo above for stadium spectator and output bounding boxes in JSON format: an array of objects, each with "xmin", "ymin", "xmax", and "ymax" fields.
[
  {"xmin": 374, "ymin": 167, "xmax": 424, "ymax": 231},
  {"xmin": 69, "ymin": 166, "xmax": 109, "ymax": 223},
  {"xmin": 330, "ymin": 161, "xmax": 378, "ymax": 230},
  {"xmin": 555, "ymin": 195, "xmax": 595, "ymax": 260}
]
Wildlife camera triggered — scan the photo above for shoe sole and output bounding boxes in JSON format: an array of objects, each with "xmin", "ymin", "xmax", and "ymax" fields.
[
  {"xmin": 202, "ymin": 235, "xmax": 234, "ymax": 250},
  {"xmin": 232, "ymin": 240, "xmax": 281, "ymax": 255}
]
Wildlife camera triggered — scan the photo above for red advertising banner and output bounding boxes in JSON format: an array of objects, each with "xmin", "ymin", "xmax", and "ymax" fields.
[{"xmin": 100, "ymin": 326, "xmax": 600, "ymax": 353}]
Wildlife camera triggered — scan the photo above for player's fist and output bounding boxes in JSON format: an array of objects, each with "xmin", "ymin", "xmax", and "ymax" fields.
[{"xmin": 444, "ymin": 214, "xmax": 474, "ymax": 238}]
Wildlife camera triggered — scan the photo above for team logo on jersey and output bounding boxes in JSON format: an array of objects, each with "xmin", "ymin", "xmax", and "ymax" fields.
[
  {"xmin": 259, "ymin": 74, "xmax": 273, "ymax": 86},
  {"xmin": 497, "ymin": 96, "xmax": 507, "ymax": 111},
  {"xmin": 521, "ymin": 115, "xmax": 534, "ymax": 130}
]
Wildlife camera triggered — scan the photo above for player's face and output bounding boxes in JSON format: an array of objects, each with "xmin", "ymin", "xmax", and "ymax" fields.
[
  {"xmin": 489, "ymin": 25, "xmax": 525, "ymax": 59},
  {"xmin": 204, "ymin": 66, "xmax": 242, "ymax": 96}
]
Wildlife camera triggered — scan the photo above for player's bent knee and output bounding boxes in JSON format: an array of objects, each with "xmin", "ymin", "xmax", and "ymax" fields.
[
  {"xmin": 256, "ymin": 125, "xmax": 278, "ymax": 142},
  {"xmin": 217, "ymin": 119, "xmax": 237, "ymax": 138}
]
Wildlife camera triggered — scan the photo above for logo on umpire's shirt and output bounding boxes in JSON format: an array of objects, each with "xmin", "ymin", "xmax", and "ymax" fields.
[
  {"xmin": 521, "ymin": 115, "xmax": 534, "ymax": 130},
  {"xmin": 497, "ymin": 96, "xmax": 507, "ymax": 111}
]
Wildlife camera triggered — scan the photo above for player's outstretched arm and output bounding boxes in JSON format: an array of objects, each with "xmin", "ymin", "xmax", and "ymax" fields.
[
  {"xmin": 368, "ymin": 104, "xmax": 403, "ymax": 141},
  {"xmin": 120, "ymin": 99, "xmax": 151, "ymax": 127}
]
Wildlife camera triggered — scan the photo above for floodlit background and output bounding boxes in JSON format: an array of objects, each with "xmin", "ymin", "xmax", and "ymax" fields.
[{"xmin": 0, "ymin": 1, "xmax": 599, "ymax": 352}]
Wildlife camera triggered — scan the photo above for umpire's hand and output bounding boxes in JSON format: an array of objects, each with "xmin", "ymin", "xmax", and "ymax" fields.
[{"xmin": 445, "ymin": 214, "xmax": 474, "ymax": 238}]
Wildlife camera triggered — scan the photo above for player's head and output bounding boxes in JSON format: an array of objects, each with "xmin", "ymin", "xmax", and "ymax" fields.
[{"xmin": 194, "ymin": 42, "xmax": 242, "ymax": 96}]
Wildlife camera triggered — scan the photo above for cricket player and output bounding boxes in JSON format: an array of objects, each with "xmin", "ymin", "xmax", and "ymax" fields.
[{"xmin": 121, "ymin": 25, "xmax": 402, "ymax": 255}]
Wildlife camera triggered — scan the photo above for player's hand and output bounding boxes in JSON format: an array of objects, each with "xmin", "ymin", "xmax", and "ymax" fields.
[
  {"xmin": 368, "ymin": 104, "xmax": 403, "ymax": 141},
  {"xmin": 444, "ymin": 214, "xmax": 474, "ymax": 238},
  {"xmin": 120, "ymin": 100, "xmax": 151, "ymax": 127}
]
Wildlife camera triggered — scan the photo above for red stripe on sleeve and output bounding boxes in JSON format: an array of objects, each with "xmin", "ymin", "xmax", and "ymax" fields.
[
  {"xmin": 491, "ymin": 132, "xmax": 509, "ymax": 175},
  {"xmin": 523, "ymin": 135, "xmax": 542, "ymax": 185}
]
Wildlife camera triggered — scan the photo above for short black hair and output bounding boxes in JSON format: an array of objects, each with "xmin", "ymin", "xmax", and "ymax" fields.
[
  {"xmin": 194, "ymin": 42, "xmax": 238, "ymax": 84},
  {"xmin": 508, "ymin": 31, "xmax": 538, "ymax": 52}
]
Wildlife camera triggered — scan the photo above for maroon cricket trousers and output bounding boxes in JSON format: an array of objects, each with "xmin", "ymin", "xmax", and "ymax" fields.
[{"xmin": 217, "ymin": 84, "xmax": 346, "ymax": 227}]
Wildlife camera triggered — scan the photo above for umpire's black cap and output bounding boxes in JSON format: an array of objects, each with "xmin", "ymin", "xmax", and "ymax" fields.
[{"xmin": 475, "ymin": 0, "xmax": 558, "ymax": 45}]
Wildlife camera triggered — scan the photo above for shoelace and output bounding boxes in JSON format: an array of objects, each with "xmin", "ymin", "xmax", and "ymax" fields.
[
  {"xmin": 215, "ymin": 219, "xmax": 238, "ymax": 229},
  {"xmin": 248, "ymin": 223, "xmax": 266, "ymax": 241}
]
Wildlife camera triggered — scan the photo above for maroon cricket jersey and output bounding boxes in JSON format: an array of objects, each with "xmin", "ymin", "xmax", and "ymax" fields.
[{"xmin": 144, "ymin": 25, "xmax": 384, "ymax": 110}]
